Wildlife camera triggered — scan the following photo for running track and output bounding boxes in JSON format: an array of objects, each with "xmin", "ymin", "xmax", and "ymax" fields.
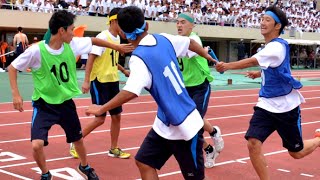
[{"xmin": 0, "ymin": 72, "xmax": 320, "ymax": 179}]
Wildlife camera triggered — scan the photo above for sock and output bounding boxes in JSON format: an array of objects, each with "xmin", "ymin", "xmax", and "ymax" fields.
[
  {"xmin": 204, "ymin": 144, "xmax": 214, "ymax": 153},
  {"xmin": 209, "ymin": 128, "xmax": 217, "ymax": 137},
  {"xmin": 81, "ymin": 164, "xmax": 89, "ymax": 170},
  {"xmin": 41, "ymin": 171, "xmax": 50, "ymax": 177}
]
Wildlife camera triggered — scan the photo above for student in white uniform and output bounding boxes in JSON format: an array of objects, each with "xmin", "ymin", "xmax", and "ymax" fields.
[
  {"xmin": 216, "ymin": 5, "xmax": 320, "ymax": 180},
  {"xmin": 86, "ymin": 6, "xmax": 218, "ymax": 180}
]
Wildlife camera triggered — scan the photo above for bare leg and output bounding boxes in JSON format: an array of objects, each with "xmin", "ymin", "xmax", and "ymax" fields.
[
  {"xmin": 203, "ymin": 119, "xmax": 214, "ymax": 133},
  {"xmin": 110, "ymin": 114, "xmax": 121, "ymax": 149},
  {"xmin": 82, "ymin": 116, "xmax": 105, "ymax": 138},
  {"xmin": 73, "ymin": 138, "xmax": 88, "ymax": 166},
  {"xmin": 32, "ymin": 140, "xmax": 48, "ymax": 174},
  {"xmin": 289, "ymin": 137, "xmax": 320, "ymax": 159},
  {"xmin": 135, "ymin": 160, "xmax": 159, "ymax": 180},
  {"xmin": 247, "ymin": 138, "xmax": 270, "ymax": 180},
  {"xmin": 203, "ymin": 119, "xmax": 213, "ymax": 149}
]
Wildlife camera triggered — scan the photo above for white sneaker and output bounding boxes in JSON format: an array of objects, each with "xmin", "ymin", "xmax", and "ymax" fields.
[
  {"xmin": 204, "ymin": 147, "xmax": 219, "ymax": 168},
  {"xmin": 212, "ymin": 126, "xmax": 224, "ymax": 153},
  {"xmin": 0, "ymin": 68, "xmax": 5, "ymax": 73}
]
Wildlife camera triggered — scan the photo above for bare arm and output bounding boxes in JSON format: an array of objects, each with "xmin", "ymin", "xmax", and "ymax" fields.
[
  {"xmin": 216, "ymin": 57, "xmax": 259, "ymax": 72},
  {"xmin": 118, "ymin": 64, "xmax": 130, "ymax": 77},
  {"xmin": 8, "ymin": 65, "xmax": 24, "ymax": 112},
  {"xmin": 24, "ymin": 34, "xmax": 29, "ymax": 46},
  {"xmin": 86, "ymin": 90, "xmax": 137, "ymax": 116},
  {"xmin": 188, "ymin": 39, "xmax": 218, "ymax": 64},
  {"xmin": 13, "ymin": 35, "xmax": 17, "ymax": 49},
  {"xmin": 90, "ymin": 37, "xmax": 134, "ymax": 54},
  {"xmin": 81, "ymin": 53, "xmax": 97, "ymax": 93}
]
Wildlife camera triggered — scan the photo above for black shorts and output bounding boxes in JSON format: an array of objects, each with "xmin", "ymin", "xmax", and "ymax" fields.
[
  {"xmin": 90, "ymin": 79, "xmax": 122, "ymax": 117},
  {"xmin": 135, "ymin": 128, "xmax": 205, "ymax": 180},
  {"xmin": 31, "ymin": 98, "xmax": 83, "ymax": 146},
  {"xmin": 186, "ymin": 79, "xmax": 211, "ymax": 118},
  {"xmin": 245, "ymin": 106, "xmax": 303, "ymax": 152}
]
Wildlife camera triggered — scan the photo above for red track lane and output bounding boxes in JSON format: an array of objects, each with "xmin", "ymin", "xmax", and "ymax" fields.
[{"xmin": 0, "ymin": 86, "xmax": 320, "ymax": 179}]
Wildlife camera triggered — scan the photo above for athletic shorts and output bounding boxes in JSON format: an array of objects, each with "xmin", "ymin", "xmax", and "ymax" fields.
[
  {"xmin": 186, "ymin": 79, "xmax": 211, "ymax": 118},
  {"xmin": 245, "ymin": 106, "xmax": 304, "ymax": 152},
  {"xmin": 31, "ymin": 98, "xmax": 83, "ymax": 146},
  {"xmin": 135, "ymin": 128, "xmax": 205, "ymax": 180},
  {"xmin": 90, "ymin": 79, "xmax": 122, "ymax": 117}
]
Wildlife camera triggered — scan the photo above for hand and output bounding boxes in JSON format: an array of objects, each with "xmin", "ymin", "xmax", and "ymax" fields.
[
  {"xmin": 123, "ymin": 70, "xmax": 130, "ymax": 77},
  {"xmin": 85, "ymin": 104, "xmax": 103, "ymax": 116},
  {"xmin": 82, "ymin": 81, "xmax": 90, "ymax": 94},
  {"xmin": 204, "ymin": 46, "xmax": 209, "ymax": 53},
  {"xmin": 12, "ymin": 95, "xmax": 24, "ymax": 112},
  {"xmin": 117, "ymin": 44, "xmax": 134, "ymax": 54},
  {"xmin": 245, "ymin": 71, "xmax": 261, "ymax": 79},
  {"xmin": 215, "ymin": 62, "xmax": 228, "ymax": 72}
]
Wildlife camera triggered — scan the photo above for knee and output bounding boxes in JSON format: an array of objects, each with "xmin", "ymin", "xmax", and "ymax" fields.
[
  {"xmin": 94, "ymin": 118, "xmax": 105, "ymax": 126},
  {"xmin": 135, "ymin": 160, "xmax": 150, "ymax": 171},
  {"xmin": 247, "ymin": 138, "xmax": 262, "ymax": 153},
  {"xmin": 289, "ymin": 151, "xmax": 304, "ymax": 159},
  {"xmin": 73, "ymin": 138, "xmax": 84, "ymax": 145},
  {"xmin": 32, "ymin": 140, "xmax": 44, "ymax": 152}
]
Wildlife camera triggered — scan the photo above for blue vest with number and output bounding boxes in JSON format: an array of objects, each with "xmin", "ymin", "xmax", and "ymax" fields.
[
  {"xmin": 259, "ymin": 38, "xmax": 302, "ymax": 98},
  {"xmin": 132, "ymin": 34, "xmax": 196, "ymax": 126}
]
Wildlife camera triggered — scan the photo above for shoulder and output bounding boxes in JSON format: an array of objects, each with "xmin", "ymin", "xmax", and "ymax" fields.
[{"xmin": 96, "ymin": 30, "xmax": 108, "ymax": 39}]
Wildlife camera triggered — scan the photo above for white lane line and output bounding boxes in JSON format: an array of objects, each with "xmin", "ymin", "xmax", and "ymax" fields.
[
  {"xmin": 1, "ymin": 97, "xmax": 320, "ymax": 127},
  {"xmin": 300, "ymin": 173, "xmax": 314, "ymax": 177},
  {"xmin": 277, "ymin": 169, "xmax": 290, "ymax": 173},
  {"xmin": 0, "ymin": 169, "xmax": 33, "ymax": 180},
  {"xmin": 1, "ymin": 88, "xmax": 320, "ymax": 113},
  {"xmin": 1, "ymin": 107, "xmax": 320, "ymax": 144}
]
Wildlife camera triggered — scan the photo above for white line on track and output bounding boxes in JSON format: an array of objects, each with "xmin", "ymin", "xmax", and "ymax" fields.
[{"xmin": 0, "ymin": 169, "xmax": 33, "ymax": 180}]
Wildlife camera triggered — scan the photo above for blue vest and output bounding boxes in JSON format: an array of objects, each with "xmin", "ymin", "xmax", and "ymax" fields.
[
  {"xmin": 259, "ymin": 38, "xmax": 302, "ymax": 98},
  {"xmin": 132, "ymin": 34, "xmax": 196, "ymax": 126}
]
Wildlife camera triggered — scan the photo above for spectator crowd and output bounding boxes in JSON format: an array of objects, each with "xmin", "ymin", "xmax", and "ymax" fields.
[{"xmin": 0, "ymin": 0, "xmax": 319, "ymax": 32}]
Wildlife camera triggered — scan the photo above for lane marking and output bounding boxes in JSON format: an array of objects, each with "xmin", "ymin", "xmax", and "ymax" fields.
[
  {"xmin": 277, "ymin": 169, "xmax": 290, "ymax": 173},
  {"xmin": 0, "ymin": 169, "xmax": 32, "ymax": 180}
]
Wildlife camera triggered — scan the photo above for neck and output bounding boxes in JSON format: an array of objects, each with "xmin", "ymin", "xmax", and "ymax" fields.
[
  {"xmin": 48, "ymin": 35, "xmax": 64, "ymax": 50},
  {"xmin": 132, "ymin": 32, "xmax": 148, "ymax": 48},
  {"xmin": 263, "ymin": 32, "xmax": 279, "ymax": 44},
  {"xmin": 109, "ymin": 27, "xmax": 118, "ymax": 37}
]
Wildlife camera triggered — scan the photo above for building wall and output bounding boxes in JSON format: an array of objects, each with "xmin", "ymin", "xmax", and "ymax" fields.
[{"xmin": 1, "ymin": 9, "xmax": 319, "ymax": 61}]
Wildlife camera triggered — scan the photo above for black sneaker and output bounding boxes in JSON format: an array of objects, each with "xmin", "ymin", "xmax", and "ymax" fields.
[
  {"xmin": 77, "ymin": 164, "xmax": 99, "ymax": 180},
  {"xmin": 40, "ymin": 171, "xmax": 52, "ymax": 180}
]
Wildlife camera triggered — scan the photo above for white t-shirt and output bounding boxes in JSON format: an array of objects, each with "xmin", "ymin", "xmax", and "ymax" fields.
[
  {"xmin": 252, "ymin": 40, "xmax": 305, "ymax": 113},
  {"xmin": 90, "ymin": 30, "xmax": 120, "ymax": 56},
  {"xmin": 12, "ymin": 37, "xmax": 92, "ymax": 71},
  {"xmin": 122, "ymin": 33, "xmax": 204, "ymax": 140}
]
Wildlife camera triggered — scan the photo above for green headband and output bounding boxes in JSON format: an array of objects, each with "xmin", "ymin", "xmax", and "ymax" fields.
[{"xmin": 178, "ymin": 13, "xmax": 194, "ymax": 23}]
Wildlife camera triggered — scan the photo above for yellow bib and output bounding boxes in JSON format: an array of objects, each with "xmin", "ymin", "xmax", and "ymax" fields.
[{"xmin": 90, "ymin": 31, "xmax": 120, "ymax": 82}]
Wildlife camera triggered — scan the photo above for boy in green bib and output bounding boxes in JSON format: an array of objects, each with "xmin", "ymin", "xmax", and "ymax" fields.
[
  {"xmin": 8, "ymin": 10, "xmax": 133, "ymax": 180},
  {"xmin": 176, "ymin": 12, "xmax": 224, "ymax": 168}
]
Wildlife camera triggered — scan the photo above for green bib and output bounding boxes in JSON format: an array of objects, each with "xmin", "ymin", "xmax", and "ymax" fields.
[
  {"xmin": 31, "ymin": 42, "xmax": 81, "ymax": 104},
  {"xmin": 178, "ymin": 32, "xmax": 213, "ymax": 87}
]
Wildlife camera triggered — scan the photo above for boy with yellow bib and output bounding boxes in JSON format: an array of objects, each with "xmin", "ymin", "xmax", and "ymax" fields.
[{"xmin": 70, "ymin": 8, "xmax": 131, "ymax": 159}]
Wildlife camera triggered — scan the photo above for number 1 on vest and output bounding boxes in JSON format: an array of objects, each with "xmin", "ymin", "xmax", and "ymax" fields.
[{"xmin": 163, "ymin": 61, "xmax": 185, "ymax": 95}]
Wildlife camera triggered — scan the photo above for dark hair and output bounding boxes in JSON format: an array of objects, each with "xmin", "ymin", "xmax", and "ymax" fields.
[
  {"xmin": 49, "ymin": 10, "xmax": 76, "ymax": 35},
  {"xmin": 109, "ymin": 7, "xmax": 121, "ymax": 17},
  {"xmin": 118, "ymin": 6, "xmax": 144, "ymax": 33},
  {"xmin": 17, "ymin": 27, "xmax": 23, "ymax": 32},
  {"xmin": 265, "ymin": 5, "xmax": 288, "ymax": 35}
]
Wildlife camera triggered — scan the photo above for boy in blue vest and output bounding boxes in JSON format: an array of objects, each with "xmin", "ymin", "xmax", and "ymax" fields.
[
  {"xmin": 86, "ymin": 6, "xmax": 217, "ymax": 180},
  {"xmin": 216, "ymin": 5, "xmax": 320, "ymax": 180}
]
